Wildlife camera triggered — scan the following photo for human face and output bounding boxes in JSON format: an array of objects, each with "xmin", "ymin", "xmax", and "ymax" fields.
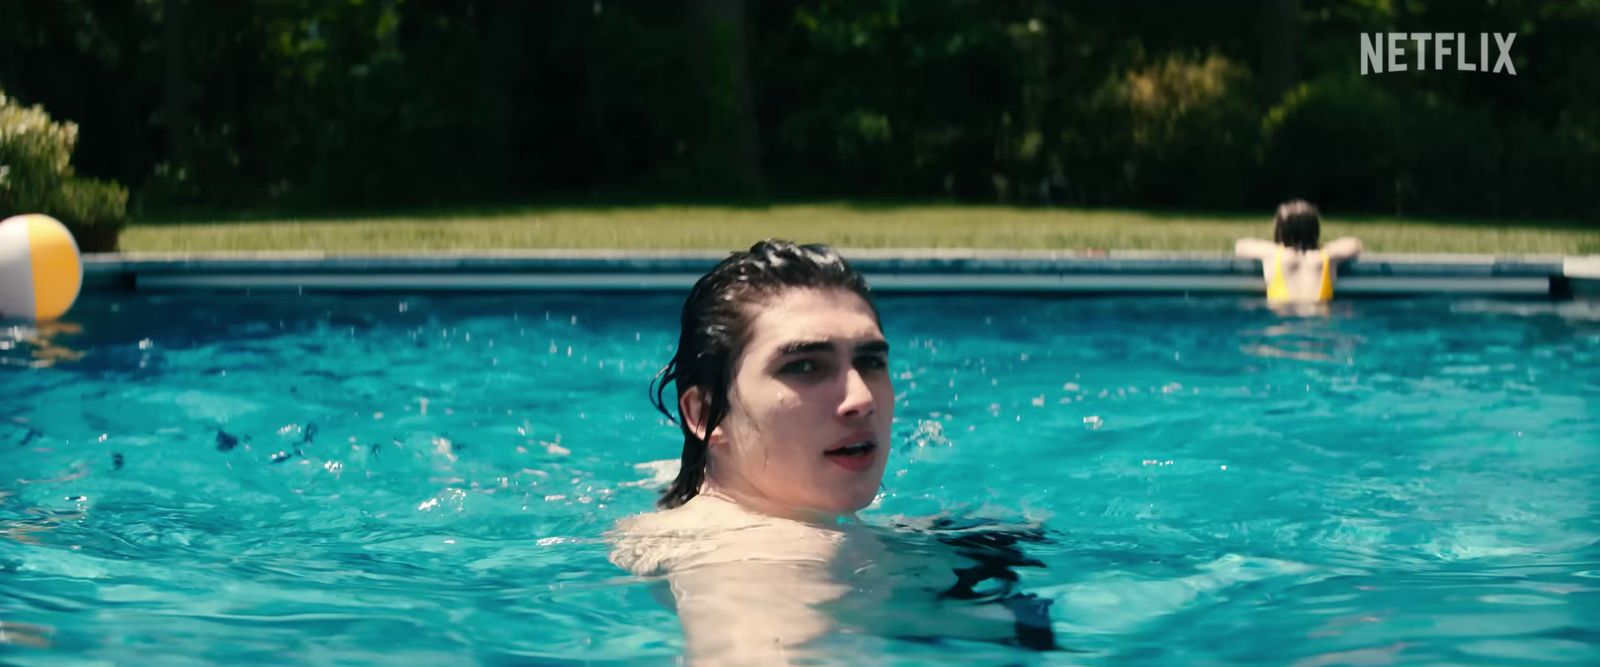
[{"xmin": 703, "ymin": 288, "xmax": 894, "ymax": 518}]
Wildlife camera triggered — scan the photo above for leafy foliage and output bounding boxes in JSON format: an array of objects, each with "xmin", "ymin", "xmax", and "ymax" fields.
[
  {"xmin": 0, "ymin": 89, "xmax": 128, "ymax": 251},
  {"xmin": 0, "ymin": 0, "xmax": 1594, "ymax": 220}
]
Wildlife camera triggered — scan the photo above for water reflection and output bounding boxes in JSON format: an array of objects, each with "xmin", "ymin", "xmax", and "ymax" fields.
[
  {"xmin": 0, "ymin": 320, "xmax": 86, "ymax": 369},
  {"xmin": 1240, "ymin": 319, "xmax": 1365, "ymax": 363},
  {"xmin": 0, "ymin": 620, "xmax": 55, "ymax": 649}
]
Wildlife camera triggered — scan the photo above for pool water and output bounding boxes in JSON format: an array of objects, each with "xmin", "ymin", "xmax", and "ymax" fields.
[{"xmin": 3, "ymin": 293, "xmax": 1597, "ymax": 665}]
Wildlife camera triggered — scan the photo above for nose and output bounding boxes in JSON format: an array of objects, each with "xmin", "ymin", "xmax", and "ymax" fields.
[{"xmin": 837, "ymin": 367, "xmax": 876, "ymax": 420}]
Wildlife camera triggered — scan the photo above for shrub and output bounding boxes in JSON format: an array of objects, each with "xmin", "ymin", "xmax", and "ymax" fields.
[
  {"xmin": 1071, "ymin": 53, "xmax": 1261, "ymax": 208},
  {"xmin": 0, "ymin": 88, "xmax": 128, "ymax": 251},
  {"xmin": 48, "ymin": 178, "xmax": 129, "ymax": 252},
  {"xmin": 1261, "ymin": 76, "xmax": 1405, "ymax": 214}
]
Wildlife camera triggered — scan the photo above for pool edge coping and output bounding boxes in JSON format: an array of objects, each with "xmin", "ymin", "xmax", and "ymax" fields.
[{"xmin": 80, "ymin": 250, "xmax": 1600, "ymax": 297}]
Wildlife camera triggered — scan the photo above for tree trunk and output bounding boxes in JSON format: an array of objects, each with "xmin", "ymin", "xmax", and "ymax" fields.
[
  {"xmin": 686, "ymin": 0, "xmax": 763, "ymax": 196},
  {"xmin": 1259, "ymin": 0, "xmax": 1299, "ymax": 105},
  {"xmin": 476, "ymin": 0, "xmax": 523, "ymax": 198},
  {"xmin": 162, "ymin": 0, "xmax": 189, "ymax": 163}
]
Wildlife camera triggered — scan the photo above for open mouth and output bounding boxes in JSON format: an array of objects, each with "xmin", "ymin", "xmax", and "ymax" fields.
[
  {"xmin": 824, "ymin": 441, "xmax": 877, "ymax": 458},
  {"xmin": 824, "ymin": 439, "xmax": 878, "ymax": 472}
]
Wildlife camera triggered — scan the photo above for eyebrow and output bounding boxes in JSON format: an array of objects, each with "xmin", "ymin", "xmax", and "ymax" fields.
[{"xmin": 775, "ymin": 339, "xmax": 890, "ymax": 356}]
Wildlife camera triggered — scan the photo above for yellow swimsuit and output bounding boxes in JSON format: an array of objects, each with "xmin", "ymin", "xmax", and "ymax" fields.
[{"xmin": 1266, "ymin": 248, "xmax": 1334, "ymax": 302}]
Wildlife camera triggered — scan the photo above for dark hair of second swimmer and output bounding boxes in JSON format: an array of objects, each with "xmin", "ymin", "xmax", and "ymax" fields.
[
  {"xmin": 1273, "ymin": 199, "xmax": 1322, "ymax": 252},
  {"xmin": 648, "ymin": 239, "xmax": 881, "ymax": 509}
]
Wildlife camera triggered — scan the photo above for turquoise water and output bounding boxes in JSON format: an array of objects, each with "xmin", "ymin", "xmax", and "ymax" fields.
[{"xmin": 3, "ymin": 293, "xmax": 1598, "ymax": 665}]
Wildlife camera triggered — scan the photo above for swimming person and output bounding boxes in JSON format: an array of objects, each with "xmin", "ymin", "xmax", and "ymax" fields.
[
  {"xmin": 1235, "ymin": 200, "xmax": 1362, "ymax": 311},
  {"xmin": 608, "ymin": 240, "xmax": 1054, "ymax": 664}
]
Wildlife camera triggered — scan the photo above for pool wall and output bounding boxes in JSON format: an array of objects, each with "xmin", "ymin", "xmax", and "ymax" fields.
[{"xmin": 82, "ymin": 250, "xmax": 1596, "ymax": 297}]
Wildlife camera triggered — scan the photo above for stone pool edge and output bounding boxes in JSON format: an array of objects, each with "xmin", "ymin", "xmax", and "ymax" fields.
[{"xmin": 80, "ymin": 250, "xmax": 1600, "ymax": 297}]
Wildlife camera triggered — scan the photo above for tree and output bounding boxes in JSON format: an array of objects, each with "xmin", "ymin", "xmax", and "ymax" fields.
[{"xmin": 686, "ymin": 0, "xmax": 764, "ymax": 195}]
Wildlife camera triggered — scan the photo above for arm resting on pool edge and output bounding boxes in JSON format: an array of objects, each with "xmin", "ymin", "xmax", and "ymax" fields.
[
  {"xmin": 1323, "ymin": 237, "xmax": 1363, "ymax": 262},
  {"xmin": 1235, "ymin": 237, "xmax": 1276, "ymax": 261}
]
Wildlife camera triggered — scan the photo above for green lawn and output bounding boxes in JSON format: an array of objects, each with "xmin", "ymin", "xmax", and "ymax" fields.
[{"xmin": 120, "ymin": 204, "xmax": 1600, "ymax": 255}]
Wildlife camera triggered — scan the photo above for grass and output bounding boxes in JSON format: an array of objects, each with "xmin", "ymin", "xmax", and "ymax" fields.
[{"xmin": 119, "ymin": 203, "xmax": 1600, "ymax": 255}]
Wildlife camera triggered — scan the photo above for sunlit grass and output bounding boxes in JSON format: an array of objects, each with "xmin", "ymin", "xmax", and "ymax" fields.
[{"xmin": 121, "ymin": 203, "xmax": 1600, "ymax": 255}]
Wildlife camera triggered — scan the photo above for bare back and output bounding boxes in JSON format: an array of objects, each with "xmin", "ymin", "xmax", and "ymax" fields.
[
  {"xmin": 1235, "ymin": 237, "xmax": 1362, "ymax": 304},
  {"xmin": 1270, "ymin": 248, "xmax": 1332, "ymax": 302}
]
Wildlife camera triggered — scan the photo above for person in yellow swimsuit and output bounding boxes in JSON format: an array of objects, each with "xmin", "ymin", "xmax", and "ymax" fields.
[{"xmin": 1235, "ymin": 200, "xmax": 1363, "ymax": 312}]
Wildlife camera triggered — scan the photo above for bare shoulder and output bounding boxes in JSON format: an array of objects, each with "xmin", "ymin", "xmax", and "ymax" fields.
[
  {"xmin": 608, "ymin": 495, "xmax": 841, "ymax": 575},
  {"xmin": 607, "ymin": 495, "xmax": 771, "ymax": 575},
  {"xmin": 609, "ymin": 503, "xmax": 719, "ymax": 576}
]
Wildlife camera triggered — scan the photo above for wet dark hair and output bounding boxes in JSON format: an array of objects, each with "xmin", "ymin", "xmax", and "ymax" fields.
[
  {"xmin": 648, "ymin": 239, "xmax": 880, "ymax": 509},
  {"xmin": 1273, "ymin": 200, "xmax": 1322, "ymax": 252}
]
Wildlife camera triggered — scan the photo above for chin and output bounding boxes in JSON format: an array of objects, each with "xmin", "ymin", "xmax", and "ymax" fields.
[
  {"xmin": 823, "ymin": 485, "xmax": 881, "ymax": 513},
  {"xmin": 843, "ymin": 495, "xmax": 877, "ymax": 512}
]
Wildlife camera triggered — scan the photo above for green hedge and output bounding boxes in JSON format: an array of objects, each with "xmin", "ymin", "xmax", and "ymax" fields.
[
  {"xmin": 0, "ymin": 89, "xmax": 127, "ymax": 251},
  {"xmin": 1262, "ymin": 76, "xmax": 1600, "ymax": 220}
]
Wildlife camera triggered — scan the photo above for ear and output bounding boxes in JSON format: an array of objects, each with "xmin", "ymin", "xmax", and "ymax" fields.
[{"xmin": 679, "ymin": 386, "xmax": 722, "ymax": 445}]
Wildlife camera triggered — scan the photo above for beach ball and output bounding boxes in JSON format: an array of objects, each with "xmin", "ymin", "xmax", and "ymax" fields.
[{"xmin": 0, "ymin": 214, "xmax": 82, "ymax": 321}]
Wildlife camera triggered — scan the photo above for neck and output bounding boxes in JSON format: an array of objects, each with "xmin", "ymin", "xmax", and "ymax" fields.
[{"xmin": 699, "ymin": 478, "xmax": 851, "ymax": 525}]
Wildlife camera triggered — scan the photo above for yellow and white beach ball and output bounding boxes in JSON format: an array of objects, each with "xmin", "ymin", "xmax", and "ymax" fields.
[{"xmin": 0, "ymin": 214, "xmax": 82, "ymax": 321}]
